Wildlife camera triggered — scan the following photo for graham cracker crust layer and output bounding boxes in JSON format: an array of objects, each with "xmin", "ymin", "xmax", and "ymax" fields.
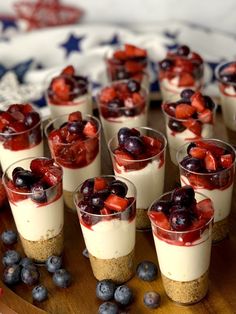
[
  {"xmin": 212, "ymin": 217, "xmax": 229, "ymax": 243},
  {"xmin": 162, "ymin": 270, "xmax": 209, "ymax": 304},
  {"xmin": 89, "ymin": 249, "xmax": 135, "ymax": 284},
  {"xmin": 63, "ymin": 189, "xmax": 76, "ymax": 211},
  {"xmin": 136, "ymin": 208, "xmax": 151, "ymax": 230},
  {"xmin": 20, "ymin": 229, "xmax": 64, "ymax": 263}
]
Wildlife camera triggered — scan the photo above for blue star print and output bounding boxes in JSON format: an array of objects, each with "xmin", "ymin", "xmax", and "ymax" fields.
[
  {"xmin": 1, "ymin": 18, "xmax": 18, "ymax": 32},
  {"xmin": 100, "ymin": 34, "xmax": 120, "ymax": 46},
  {"xmin": 60, "ymin": 34, "xmax": 85, "ymax": 57},
  {"xmin": 0, "ymin": 59, "xmax": 34, "ymax": 82}
]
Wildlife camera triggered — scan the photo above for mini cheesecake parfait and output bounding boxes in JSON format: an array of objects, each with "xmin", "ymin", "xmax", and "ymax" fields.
[
  {"xmin": 215, "ymin": 61, "xmax": 236, "ymax": 131},
  {"xmin": 108, "ymin": 127, "xmax": 166, "ymax": 230},
  {"xmin": 45, "ymin": 111, "xmax": 101, "ymax": 210},
  {"xmin": 74, "ymin": 176, "xmax": 136, "ymax": 283},
  {"xmin": 162, "ymin": 89, "xmax": 216, "ymax": 164},
  {"xmin": 148, "ymin": 186, "xmax": 214, "ymax": 305},
  {"xmin": 97, "ymin": 79, "xmax": 148, "ymax": 142},
  {"xmin": 177, "ymin": 139, "xmax": 235, "ymax": 242},
  {"xmin": 3, "ymin": 157, "xmax": 64, "ymax": 263},
  {"xmin": 0, "ymin": 103, "xmax": 43, "ymax": 172},
  {"xmin": 45, "ymin": 65, "xmax": 92, "ymax": 119},
  {"xmin": 105, "ymin": 44, "xmax": 149, "ymax": 90},
  {"xmin": 158, "ymin": 45, "xmax": 204, "ymax": 102}
]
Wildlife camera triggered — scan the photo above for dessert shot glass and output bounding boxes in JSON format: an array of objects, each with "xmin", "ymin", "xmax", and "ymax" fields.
[
  {"xmin": 148, "ymin": 190, "xmax": 214, "ymax": 305},
  {"xmin": 177, "ymin": 139, "xmax": 235, "ymax": 242},
  {"xmin": 108, "ymin": 127, "xmax": 167, "ymax": 230},
  {"xmin": 3, "ymin": 157, "xmax": 64, "ymax": 262},
  {"xmin": 74, "ymin": 175, "xmax": 136, "ymax": 283},
  {"xmin": 45, "ymin": 113, "xmax": 101, "ymax": 210}
]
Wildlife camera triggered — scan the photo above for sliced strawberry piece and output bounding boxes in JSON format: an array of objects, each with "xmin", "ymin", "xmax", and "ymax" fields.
[
  {"xmin": 43, "ymin": 165, "xmax": 62, "ymax": 186},
  {"xmin": 61, "ymin": 65, "xmax": 75, "ymax": 76},
  {"xmin": 94, "ymin": 177, "xmax": 108, "ymax": 192},
  {"xmin": 148, "ymin": 211, "xmax": 170, "ymax": 230},
  {"xmin": 113, "ymin": 50, "xmax": 126, "ymax": 60},
  {"xmin": 187, "ymin": 174, "xmax": 211, "ymax": 189},
  {"xmin": 196, "ymin": 141, "xmax": 225, "ymax": 157},
  {"xmin": 99, "ymin": 87, "xmax": 117, "ymax": 103},
  {"xmin": 10, "ymin": 121, "xmax": 27, "ymax": 132},
  {"xmin": 191, "ymin": 52, "xmax": 203, "ymax": 63},
  {"xmin": 3, "ymin": 134, "xmax": 29, "ymax": 151},
  {"xmin": 204, "ymin": 151, "xmax": 217, "ymax": 171},
  {"xmin": 183, "ymin": 119, "xmax": 202, "ymax": 136},
  {"xmin": 220, "ymin": 154, "xmax": 233, "ymax": 169},
  {"xmin": 30, "ymin": 158, "xmax": 54, "ymax": 176},
  {"xmin": 175, "ymin": 104, "xmax": 196, "ymax": 119},
  {"xmin": 0, "ymin": 112, "xmax": 15, "ymax": 131},
  {"xmin": 100, "ymin": 207, "xmax": 113, "ymax": 215},
  {"xmin": 21, "ymin": 104, "xmax": 34, "ymax": 114},
  {"xmin": 132, "ymin": 92, "xmax": 144, "ymax": 106},
  {"xmin": 189, "ymin": 147, "xmax": 207, "ymax": 159},
  {"xmin": 178, "ymin": 72, "xmax": 195, "ymax": 87},
  {"xmin": 104, "ymin": 194, "xmax": 129, "ymax": 212},
  {"xmin": 198, "ymin": 109, "xmax": 213, "ymax": 123},
  {"xmin": 114, "ymin": 149, "xmax": 134, "ymax": 167},
  {"xmin": 125, "ymin": 61, "xmax": 143, "ymax": 73},
  {"xmin": 83, "ymin": 121, "xmax": 97, "ymax": 137},
  {"xmin": 68, "ymin": 111, "xmax": 82, "ymax": 122},
  {"xmin": 191, "ymin": 92, "xmax": 205, "ymax": 113},
  {"xmin": 51, "ymin": 77, "xmax": 71, "ymax": 101},
  {"xmin": 125, "ymin": 44, "xmax": 147, "ymax": 58},
  {"xmin": 175, "ymin": 58, "xmax": 194, "ymax": 72},
  {"xmin": 196, "ymin": 198, "xmax": 214, "ymax": 220},
  {"xmin": 141, "ymin": 136, "xmax": 162, "ymax": 150},
  {"xmin": 222, "ymin": 63, "xmax": 236, "ymax": 75}
]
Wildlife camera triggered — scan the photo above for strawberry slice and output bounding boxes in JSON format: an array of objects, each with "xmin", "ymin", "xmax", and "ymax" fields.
[
  {"xmin": 104, "ymin": 194, "xmax": 129, "ymax": 212},
  {"xmin": 61, "ymin": 65, "xmax": 75, "ymax": 76},
  {"xmin": 114, "ymin": 149, "xmax": 134, "ymax": 167},
  {"xmin": 132, "ymin": 92, "xmax": 144, "ymax": 106},
  {"xmin": 204, "ymin": 151, "xmax": 217, "ymax": 171},
  {"xmin": 141, "ymin": 136, "xmax": 162, "ymax": 150},
  {"xmin": 51, "ymin": 77, "xmax": 71, "ymax": 101},
  {"xmin": 196, "ymin": 141, "xmax": 225, "ymax": 157},
  {"xmin": 43, "ymin": 165, "xmax": 62, "ymax": 186},
  {"xmin": 99, "ymin": 87, "xmax": 117, "ymax": 103},
  {"xmin": 68, "ymin": 111, "xmax": 82, "ymax": 122},
  {"xmin": 222, "ymin": 63, "xmax": 236, "ymax": 74},
  {"xmin": 0, "ymin": 112, "xmax": 15, "ymax": 131},
  {"xmin": 187, "ymin": 174, "xmax": 211, "ymax": 189},
  {"xmin": 83, "ymin": 121, "xmax": 97, "ymax": 137},
  {"xmin": 191, "ymin": 52, "xmax": 203, "ymax": 63},
  {"xmin": 189, "ymin": 147, "xmax": 207, "ymax": 159},
  {"xmin": 196, "ymin": 198, "xmax": 214, "ymax": 220},
  {"xmin": 182, "ymin": 119, "xmax": 202, "ymax": 136},
  {"xmin": 124, "ymin": 44, "xmax": 147, "ymax": 57},
  {"xmin": 220, "ymin": 154, "xmax": 233, "ymax": 169},
  {"xmin": 21, "ymin": 104, "xmax": 34, "ymax": 114},
  {"xmin": 198, "ymin": 109, "xmax": 213, "ymax": 123},
  {"xmin": 125, "ymin": 61, "xmax": 144, "ymax": 73},
  {"xmin": 113, "ymin": 50, "xmax": 126, "ymax": 60},
  {"xmin": 30, "ymin": 158, "xmax": 54, "ymax": 176},
  {"xmin": 191, "ymin": 92, "xmax": 205, "ymax": 113},
  {"xmin": 94, "ymin": 177, "xmax": 108, "ymax": 192},
  {"xmin": 148, "ymin": 211, "xmax": 170, "ymax": 230},
  {"xmin": 175, "ymin": 104, "xmax": 196, "ymax": 119},
  {"xmin": 3, "ymin": 134, "xmax": 29, "ymax": 151},
  {"xmin": 100, "ymin": 207, "xmax": 113, "ymax": 215},
  {"xmin": 178, "ymin": 73, "xmax": 195, "ymax": 87}
]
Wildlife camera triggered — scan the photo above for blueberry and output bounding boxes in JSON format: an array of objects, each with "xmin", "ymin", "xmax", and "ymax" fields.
[
  {"xmin": 136, "ymin": 261, "xmax": 158, "ymax": 281},
  {"xmin": 168, "ymin": 119, "xmax": 186, "ymax": 133},
  {"xmin": 107, "ymin": 98, "xmax": 123, "ymax": 117},
  {"xmin": 52, "ymin": 269, "xmax": 72, "ymax": 288},
  {"xmin": 151, "ymin": 200, "xmax": 172, "ymax": 215},
  {"xmin": 80, "ymin": 178, "xmax": 94, "ymax": 196},
  {"xmin": 32, "ymin": 284, "xmax": 48, "ymax": 302},
  {"xmin": 124, "ymin": 136, "xmax": 145, "ymax": 155},
  {"xmin": 13, "ymin": 170, "xmax": 36, "ymax": 188},
  {"xmin": 187, "ymin": 142, "xmax": 197, "ymax": 155},
  {"xmin": 164, "ymin": 102, "xmax": 177, "ymax": 117},
  {"xmin": 46, "ymin": 255, "xmax": 62, "ymax": 273},
  {"xmin": 109, "ymin": 180, "xmax": 128, "ymax": 197},
  {"xmin": 180, "ymin": 89, "xmax": 195, "ymax": 100},
  {"xmin": 31, "ymin": 182, "xmax": 47, "ymax": 203},
  {"xmin": 67, "ymin": 121, "xmax": 84, "ymax": 134},
  {"xmin": 172, "ymin": 186, "xmax": 195, "ymax": 207},
  {"xmin": 2, "ymin": 250, "xmax": 21, "ymax": 266},
  {"xmin": 220, "ymin": 73, "xmax": 236, "ymax": 83},
  {"xmin": 204, "ymin": 95, "xmax": 215, "ymax": 110},
  {"xmin": 24, "ymin": 112, "xmax": 40, "ymax": 128},
  {"xmin": 117, "ymin": 127, "xmax": 132, "ymax": 146},
  {"xmin": 12, "ymin": 167, "xmax": 24, "ymax": 178},
  {"xmin": 159, "ymin": 59, "xmax": 173, "ymax": 70},
  {"xmin": 177, "ymin": 45, "xmax": 190, "ymax": 56},
  {"xmin": 21, "ymin": 265, "xmax": 40, "ymax": 285},
  {"xmin": 3, "ymin": 264, "xmax": 21, "ymax": 285},
  {"xmin": 96, "ymin": 279, "xmax": 116, "ymax": 301},
  {"xmin": 91, "ymin": 193, "xmax": 105, "ymax": 209},
  {"xmin": 1, "ymin": 230, "xmax": 17, "ymax": 245},
  {"xmin": 180, "ymin": 156, "xmax": 203, "ymax": 172},
  {"xmin": 98, "ymin": 302, "xmax": 119, "ymax": 314},
  {"xmin": 114, "ymin": 285, "xmax": 133, "ymax": 306},
  {"xmin": 20, "ymin": 257, "xmax": 34, "ymax": 268},
  {"xmin": 127, "ymin": 79, "xmax": 140, "ymax": 93},
  {"xmin": 143, "ymin": 291, "xmax": 161, "ymax": 309},
  {"xmin": 169, "ymin": 210, "xmax": 192, "ymax": 231},
  {"xmin": 78, "ymin": 201, "xmax": 100, "ymax": 226}
]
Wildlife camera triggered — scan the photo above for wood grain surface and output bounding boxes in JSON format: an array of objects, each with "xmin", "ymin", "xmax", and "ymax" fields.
[{"xmin": 0, "ymin": 104, "xmax": 236, "ymax": 314}]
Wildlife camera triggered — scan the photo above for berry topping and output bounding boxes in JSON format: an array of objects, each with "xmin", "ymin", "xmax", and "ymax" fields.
[
  {"xmin": 180, "ymin": 89, "xmax": 195, "ymax": 100},
  {"xmin": 136, "ymin": 261, "xmax": 158, "ymax": 281},
  {"xmin": 96, "ymin": 280, "xmax": 116, "ymax": 301},
  {"xmin": 80, "ymin": 178, "xmax": 94, "ymax": 196},
  {"xmin": 143, "ymin": 291, "xmax": 161, "ymax": 309},
  {"xmin": 1, "ymin": 230, "xmax": 17, "ymax": 245},
  {"xmin": 24, "ymin": 111, "xmax": 40, "ymax": 128},
  {"xmin": 180, "ymin": 156, "xmax": 203, "ymax": 172},
  {"xmin": 104, "ymin": 194, "xmax": 129, "ymax": 212},
  {"xmin": 124, "ymin": 136, "xmax": 145, "ymax": 155},
  {"xmin": 169, "ymin": 210, "xmax": 192, "ymax": 231},
  {"xmin": 52, "ymin": 269, "xmax": 72, "ymax": 288},
  {"xmin": 114, "ymin": 285, "xmax": 133, "ymax": 306},
  {"xmin": 150, "ymin": 200, "xmax": 172, "ymax": 215},
  {"xmin": 46, "ymin": 255, "xmax": 62, "ymax": 273},
  {"xmin": 13, "ymin": 170, "xmax": 36, "ymax": 188},
  {"xmin": 32, "ymin": 284, "xmax": 48, "ymax": 302},
  {"xmin": 98, "ymin": 302, "xmax": 119, "ymax": 314},
  {"xmin": 171, "ymin": 186, "xmax": 195, "ymax": 207},
  {"xmin": 168, "ymin": 119, "xmax": 186, "ymax": 132},
  {"xmin": 175, "ymin": 103, "xmax": 196, "ymax": 119},
  {"xmin": 21, "ymin": 265, "xmax": 40, "ymax": 285},
  {"xmin": 31, "ymin": 182, "xmax": 48, "ymax": 203},
  {"xmin": 2, "ymin": 250, "xmax": 21, "ymax": 266},
  {"xmin": 109, "ymin": 180, "xmax": 128, "ymax": 197},
  {"xmin": 177, "ymin": 45, "xmax": 190, "ymax": 56},
  {"xmin": 3, "ymin": 264, "xmax": 21, "ymax": 285},
  {"xmin": 127, "ymin": 79, "xmax": 140, "ymax": 93}
]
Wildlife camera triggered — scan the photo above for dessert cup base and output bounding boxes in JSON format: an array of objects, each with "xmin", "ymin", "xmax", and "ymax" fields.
[
  {"xmin": 212, "ymin": 217, "xmax": 229, "ymax": 243},
  {"xmin": 161, "ymin": 271, "xmax": 209, "ymax": 305},
  {"xmin": 136, "ymin": 208, "xmax": 151, "ymax": 231},
  {"xmin": 19, "ymin": 229, "xmax": 64, "ymax": 263},
  {"xmin": 89, "ymin": 249, "xmax": 135, "ymax": 283},
  {"xmin": 63, "ymin": 190, "xmax": 76, "ymax": 211}
]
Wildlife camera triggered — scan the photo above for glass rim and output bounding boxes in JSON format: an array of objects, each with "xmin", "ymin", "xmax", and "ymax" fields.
[
  {"xmin": 215, "ymin": 60, "xmax": 236, "ymax": 86},
  {"xmin": 148, "ymin": 190, "xmax": 214, "ymax": 234},
  {"xmin": 108, "ymin": 127, "xmax": 167, "ymax": 162},
  {"xmin": 44, "ymin": 113, "xmax": 101, "ymax": 143},
  {"xmin": 176, "ymin": 138, "xmax": 236, "ymax": 176},
  {"xmin": 0, "ymin": 119, "xmax": 42, "ymax": 136},
  {"xmin": 2, "ymin": 157, "xmax": 63, "ymax": 196},
  {"xmin": 73, "ymin": 175, "xmax": 137, "ymax": 218}
]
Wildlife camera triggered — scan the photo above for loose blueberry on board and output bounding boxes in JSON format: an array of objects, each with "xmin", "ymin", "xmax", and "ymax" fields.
[
  {"xmin": 98, "ymin": 302, "xmax": 119, "ymax": 314},
  {"xmin": 46, "ymin": 255, "xmax": 62, "ymax": 273},
  {"xmin": 124, "ymin": 136, "xmax": 145, "ymax": 155},
  {"xmin": 20, "ymin": 257, "xmax": 34, "ymax": 268},
  {"xmin": 180, "ymin": 89, "xmax": 195, "ymax": 100},
  {"xmin": 136, "ymin": 261, "xmax": 158, "ymax": 281},
  {"xmin": 170, "ymin": 210, "xmax": 192, "ymax": 231},
  {"xmin": 151, "ymin": 200, "xmax": 172, "ymax": 215},
  {"xmin": 172, "ymin": 186, "xmax": 195, "ymax": 207},
  {"xmin": 21, "ymin": 265, "xmax": 40, "ymax": 285},
  {"xmin": 168, "ymin": 119, "xmax": 186, "ymax": 133},
  {"xmin": 1, "ymin": 230, "xmax": 17, "ymax": 245},
  {"xmin": 127, "ymin": 79, "xmax": 140, "ymax": 93},
  {"xmin": 2, "ymin": 250, "xmax": 21, "ymax": 266},
  {"xmin": 114, "ymin": 285, "xmax": 133, "ymax": 306},
  {"xmin": 143, "ymin": 291, "xmax": 161, "ymax": 309},
  {"xmin": 96, "ymin": 279, "xmax": 116, "ymax": 301},
  {"xmin": 32, "ymin": 284, "xmax": 48, "ymax": 302},
  {"xmin": 109, "ymin": 180, "xmax": 128, "ymax": 198},
  {"xmin": 3, "ymin": 264, "xmax": 21, "ymax": 285},
  {"xmin": 52, "ymin": 269, "xmax": 72, "ymax": 288}
]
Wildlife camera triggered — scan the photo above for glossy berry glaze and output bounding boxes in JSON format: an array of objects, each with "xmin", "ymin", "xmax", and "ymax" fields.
[
  {"xmin": 159, "ymin": 45, "xmax": 203, "ymax": 91},
  {"xmin": 76, "ymin": 177, "xmax": 136, "ymax": 230},
  {"xmin": 179, "ymin": 140, "xmax": 235, "ymax": 191},
  {"xmin": 148, "ymin": 186, "xmax": 214, "ymax": 246},
  {"xmin": 47, "ymin": 65, "xmax": 88, "ymax": 105},
  {"xmin": 4, "ymin": 158, "xmax": 62, "ymax": 206},
  {"xmin": 0, "ymin": 104, "xmax": 42, "ymax": 151},
  {"xmin": 112, "ymin": 127, "xmax": 165, "ymax": 172},
  {"xmin": 217, "ymin": 61, "xmax": 236, "ymax": 97},
  {"xmin": 47, "ymin": 111, "xmax": 100, "ymax": 169},
  {"xmin": 97, "ymin": 80, "xmax": 147, "ymax": 120},
  {"xmin": 106, "ymin": 44, "xmax": 147, "ymax": 83},
  {"xmin": 162, "ymin": 89, "xmax": 215, "ymax": 138}
]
